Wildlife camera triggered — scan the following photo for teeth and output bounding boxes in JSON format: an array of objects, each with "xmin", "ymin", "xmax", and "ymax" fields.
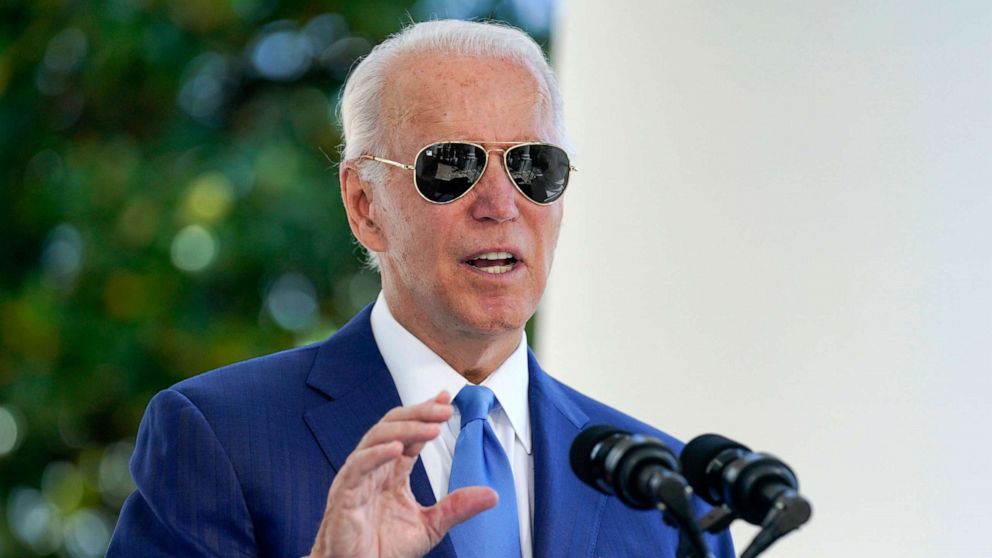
[
  {"xmin": 479, "ymin": 264, "xmax": 514, "ymax": 274},
  {"xmin": 476, "ymin": 251, "xmax": 514, "ymax": 260}
]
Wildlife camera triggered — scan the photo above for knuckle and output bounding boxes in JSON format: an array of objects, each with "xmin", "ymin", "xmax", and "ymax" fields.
[
  {"xmin": 361, "ymin": 421, "xmax": 393, "ymax": 443},
  {"xmin": 342, "ymin": 449, "xmax": 361, "ymax": 468},
  {"xmin": 384, "ymin": 403, "xmax": 413, "ymax": 419}
]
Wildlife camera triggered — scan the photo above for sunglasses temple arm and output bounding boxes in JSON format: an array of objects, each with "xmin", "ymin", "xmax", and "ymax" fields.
[{"xmin": 360, "ymin": 155, "xmax": 415, "ymax": 171}]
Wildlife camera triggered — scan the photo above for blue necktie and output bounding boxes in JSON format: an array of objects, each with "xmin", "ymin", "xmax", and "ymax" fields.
[{"xmin": 447, "ymin": 385, "xmax": 522, "ymax": 558}]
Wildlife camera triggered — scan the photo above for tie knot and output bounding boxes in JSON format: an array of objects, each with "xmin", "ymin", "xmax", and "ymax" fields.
[{"xmin": 453, "ymin": 385, "xmax": 496, "ymax": 427}]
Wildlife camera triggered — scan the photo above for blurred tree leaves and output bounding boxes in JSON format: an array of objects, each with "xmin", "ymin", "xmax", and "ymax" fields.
[{"xmin": 0, "ymin": 0, "xmax": 553, "ymax": 554}]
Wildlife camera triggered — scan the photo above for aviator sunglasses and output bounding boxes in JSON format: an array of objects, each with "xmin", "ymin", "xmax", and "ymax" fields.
[{"xmin": 360, "ymin": 141, "xmax": 575, "ymax": 205}]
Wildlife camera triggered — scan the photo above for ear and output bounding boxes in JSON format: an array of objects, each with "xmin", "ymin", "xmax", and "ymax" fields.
[{"xmin": 340, "ymin": 162, "xmax": 388, "ymax": 253}]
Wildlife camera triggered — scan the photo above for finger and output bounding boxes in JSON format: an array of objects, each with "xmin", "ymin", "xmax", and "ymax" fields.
[
  {"xmin": 381, "ymin": 401, "xmax": 452, "ymax": 424},
  {"xmin": 336, "ymin": 441, "xmax": 404, "ymax": 487},
  {"xmin": 424, "ymin": 486, "xmax": 499, "ymax": 540},
  {"xmin": 381, "ymin": 393, "xmax": 453, "ymax": 424},
  {"xmin": 359, "ymin": 420, "xmax": 441, "ymax": 450},
  {"xmin": 403, "ymin": 438, "xmax": 432, "ymax": 459},
  {"xmin": 396, "ymin": 392, "xmax": 452, "ymax": 457}
]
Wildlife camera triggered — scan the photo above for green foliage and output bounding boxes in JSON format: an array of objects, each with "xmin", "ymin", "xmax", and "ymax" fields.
[{"xmin": 0, "ymin": 0, "xmax": 553, "ymax": 555}]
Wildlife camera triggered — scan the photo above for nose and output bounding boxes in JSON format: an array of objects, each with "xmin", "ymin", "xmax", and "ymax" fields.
[{"xmin": 468, "ymin": 150, "xmax": 521, "ymax": 223}]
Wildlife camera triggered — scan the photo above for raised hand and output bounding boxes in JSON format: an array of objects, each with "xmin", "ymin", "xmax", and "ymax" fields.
[{"xmin": 309, "ymin": 391, "xmax": 498, "ymax": 558}]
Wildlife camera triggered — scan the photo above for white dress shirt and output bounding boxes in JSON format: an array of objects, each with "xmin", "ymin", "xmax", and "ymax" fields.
[{"xmin": 370, "ymin": 292, "xmax": 534, "ymax": 558}]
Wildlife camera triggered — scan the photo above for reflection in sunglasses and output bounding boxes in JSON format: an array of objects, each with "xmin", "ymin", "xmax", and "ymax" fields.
[
  {"xmin": 430, "ymin": 144, "xmax": 482, "ymax": 182},
  {"xmin": 509, "ymin": 147, "xmax": 535, "ymax": 184}
]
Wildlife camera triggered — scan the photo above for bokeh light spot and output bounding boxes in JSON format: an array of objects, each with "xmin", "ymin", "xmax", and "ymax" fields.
[
  {"xmin": 64, "ymin": 508, "xmax": 112, "ymax": 558},
  {"xmin": 502, "ymin": 0, "xmax": 555, "ymax": 35},
  {"xmin": 265, "ymin": 272, "xmax": 318, "ymax": 331},
  {"xmin": 99, "ymin": 441, "xmax": 136, "ymax": 507},
  {"xmin": 41, "ymin": 461, "xmax": 85, "ymax": 513},
  {"xmin": 0, "ymin": 405, "xmax": 20, "ymax": 456},
  {"xmin": 303, "ymin": 13, "xmax": 347, "ymax": 54},
  {"xmin": 35, "ymin": 66, "xmax": 68, "ymax": 96},
  {"xmin": 184, "ymin": 171, "xmax": 234, "ymax": 223},
  {"xmin": 220, "ymin": 152, "xmax": 256, "ymax": 197},
  {"xmin": 7, "ymin": 487, "xmax": 63, "ymax": 554},
  {"xmin": 251, "ymin": 28, "xmax": 312, "ymax": 81},
  {"xmin": 43, "ymin": 28, "xmax": 88, "ymax": 74},
  {"xmin": 41, "ymin": 223, "xmax": 84, "ymax": 292},
  {"xmin": 171, "ymin": 225, "xmax": 218, "ymax": 272},
  {"xmin": 414, "ymin": 0, "xmax": 489, "ymax": 20},
  {"xmin": 178, "ymin": 53, "xmax": 231, "ymax": 123},
  {"xmin": 318, "ymin": 36, "xmax": 372, "ymax": 79}
]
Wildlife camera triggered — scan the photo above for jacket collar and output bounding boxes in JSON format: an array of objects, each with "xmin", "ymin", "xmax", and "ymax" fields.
[
  {"xmin": 527, "ymin": 350, "xmax": 608, "ymax": 558},
  {"xmin": 303, "ymin": 304, "xmax": 456, "ymax": 557},
  {"xmin": 303, "ymin": 304, "xmax": 607, "ymax": 558}
]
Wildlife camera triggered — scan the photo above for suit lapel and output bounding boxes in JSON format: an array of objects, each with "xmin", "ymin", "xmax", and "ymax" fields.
[
  {"xmin": 301, "ymin": 307, "xmax": 605, "ymax": 557},
  {"xmin": 529, "ymin": 351, "xmax": 608, "ymax": 558},
  {"xmin": 302, "ymin": 304, "xmax": 455, "ymax": 558}
]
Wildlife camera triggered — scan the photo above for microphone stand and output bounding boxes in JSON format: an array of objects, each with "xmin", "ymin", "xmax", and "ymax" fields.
[
  {"xmin": 693, "ymin": 491, "xmax": 812, "ymax": 558},
  {"xmin": 739, "ymin": 491, "xmax": 811, "ymax": 558},
  {"xmin": 644, "ymin": 471, "xmax": 714, "ymax": 558}
]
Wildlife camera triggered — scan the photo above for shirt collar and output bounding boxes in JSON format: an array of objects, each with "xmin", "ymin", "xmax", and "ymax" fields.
[{"xmin": 370, "ymin": 291, "xmax": 532, "ymax": 453}]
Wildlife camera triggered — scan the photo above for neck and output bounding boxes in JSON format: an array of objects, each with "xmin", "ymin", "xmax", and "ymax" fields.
[{"xmin": 382, "ymin": 293, "xmax": 523, "ymax": 384}]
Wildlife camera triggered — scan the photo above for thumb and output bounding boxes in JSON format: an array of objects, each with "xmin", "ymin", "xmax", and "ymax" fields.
[{"xmin": 424, "ymin": 486, "xmax": 498, "ymax": 539}]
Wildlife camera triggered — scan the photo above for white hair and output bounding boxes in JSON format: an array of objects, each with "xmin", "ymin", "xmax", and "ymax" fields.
[{"xmin": 337, "ymin": 19, "xmax": 568, "ymax": 271}]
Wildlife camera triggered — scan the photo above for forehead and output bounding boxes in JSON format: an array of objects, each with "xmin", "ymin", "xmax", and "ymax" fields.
[{"xmin": 382, "ymin": 53, "xmax": 553, "ymax": 154}]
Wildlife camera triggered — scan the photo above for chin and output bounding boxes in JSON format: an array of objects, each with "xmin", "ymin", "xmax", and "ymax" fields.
[{"xmin": 457, "ymin": 297, "xmax": 532, "ymax": 336}]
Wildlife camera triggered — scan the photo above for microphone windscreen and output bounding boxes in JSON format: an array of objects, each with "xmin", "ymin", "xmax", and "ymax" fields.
[
  {"xmin": 569, "ymin": 424, "xmax": 627, "ymax": 487},
  {"xmin": 681, "ymin": 433, "xmax": 751, "ymax": 500}
]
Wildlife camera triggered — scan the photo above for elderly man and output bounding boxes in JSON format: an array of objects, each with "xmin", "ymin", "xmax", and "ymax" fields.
[{"xmin": 109, "ymin": 20, "xmax": 733, "ymax": 558}]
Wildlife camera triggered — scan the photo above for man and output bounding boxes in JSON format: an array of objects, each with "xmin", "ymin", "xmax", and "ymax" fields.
[{"xmin": 109, "ymin": 20, "xmax": 733, "ymax": 558}]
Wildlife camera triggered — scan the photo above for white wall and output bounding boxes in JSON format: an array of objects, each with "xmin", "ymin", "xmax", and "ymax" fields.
[{"xmin": 541, "ymin": 2, "xmax": 992, "ymax": 556}]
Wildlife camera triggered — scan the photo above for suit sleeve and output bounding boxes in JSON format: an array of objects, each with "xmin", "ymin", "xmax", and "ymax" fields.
[
  {"xmin": 707, "ymin": 526, "xmax": 736, "ymax": 558},
  {"xmin": 695, "ymin": 492, "xmax": 735, "ymax": 558},
  {"xmin": 108, "ymin": 388, "xmax": 258, "ymax": 557}
]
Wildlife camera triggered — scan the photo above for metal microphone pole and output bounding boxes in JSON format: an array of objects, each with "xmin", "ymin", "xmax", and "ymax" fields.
[{"xmin": 642, "ymin": 469, "xmax": 714, "ymax": 558}]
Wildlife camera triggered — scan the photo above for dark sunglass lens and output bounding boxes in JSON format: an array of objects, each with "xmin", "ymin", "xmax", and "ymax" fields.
[
  {"xmin": 414, "ymin": 143, "xmax": 487, "ymax": 203},
  {"xmin": 505, "ymin": 144, "xmax": 570, "ymax": 203}
]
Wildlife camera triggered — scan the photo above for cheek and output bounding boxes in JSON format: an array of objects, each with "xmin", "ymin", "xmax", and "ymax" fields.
[
  {"xmin": 392, "ymin": 207, "xmax": 453, "ymax": 272},
  {"xmin": 376, "ymin": 189, "xmax": 421, "ymax": 247}
]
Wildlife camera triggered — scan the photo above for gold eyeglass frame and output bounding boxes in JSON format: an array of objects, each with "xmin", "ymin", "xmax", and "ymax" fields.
[{"xmin": 359, "ymin": 141, "xmax": 577, "ymax": 206}]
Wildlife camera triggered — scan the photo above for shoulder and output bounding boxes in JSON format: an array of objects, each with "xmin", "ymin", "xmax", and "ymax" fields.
[
  {"xmin": 164, "ymin": 342, "xmax": 323, "ymax": 417},
  {"xmin": 133, "ymin": 340, "xmax": 334, "ymax": 491},
  {"xmin": 534, "ymin": 367, "xmax": 687, "ymax": 452},
  {"xmin": 166, "ymin": 304, "xmax": 379, "ymax": 411}
]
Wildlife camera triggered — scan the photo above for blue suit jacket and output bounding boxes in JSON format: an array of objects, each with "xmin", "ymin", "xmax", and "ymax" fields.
[{"xmin": 109, "ymin": 304, "xmax": 733, "ymax": 557}]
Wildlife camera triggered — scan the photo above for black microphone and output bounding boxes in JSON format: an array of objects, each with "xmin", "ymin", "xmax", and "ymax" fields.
[
  {"xmin": 569, "ymin": 425, "xmax": 681, "ymax": 508},
  {"xmin": 570, "ymin": 425, "xmax": 713, "ymax": 558},
  {"xmin": 681, "ymin": 434, "xmax": 812, "ymax": 558}
]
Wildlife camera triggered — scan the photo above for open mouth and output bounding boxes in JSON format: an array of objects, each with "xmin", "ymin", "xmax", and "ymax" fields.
[{"xmin": 464, "ymin": 251, "xmax": 519, "ymax": 275}]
